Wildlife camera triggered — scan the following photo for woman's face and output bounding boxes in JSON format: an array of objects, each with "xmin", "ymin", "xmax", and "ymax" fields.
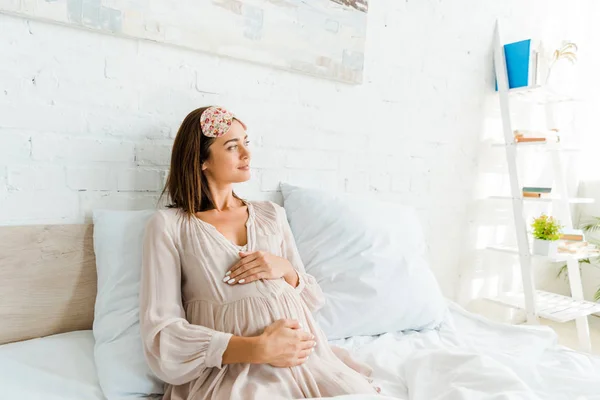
[{"xmin": 202, "ymin": 119, "xmax": 251, "ymax": 184}]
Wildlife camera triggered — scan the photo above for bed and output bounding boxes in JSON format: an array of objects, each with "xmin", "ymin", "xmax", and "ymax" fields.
[
  {"xmin": 1, "ymin": 223, "xmax": 599, "ymax": 400},
  {"xmin": 0, "ymin": 330, "xmax": 105, "ymax": 400}
]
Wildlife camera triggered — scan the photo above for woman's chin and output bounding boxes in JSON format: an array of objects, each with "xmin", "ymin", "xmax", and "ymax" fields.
[{"xmin": 233, "ymin": 171, "xmax": 252, "ymax": 183}]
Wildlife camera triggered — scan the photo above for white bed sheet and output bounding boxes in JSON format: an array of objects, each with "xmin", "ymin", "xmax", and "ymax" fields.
[
  {"xmin": 1, "ymin": 304, "xmax": 599, "ymax": 400},
  {"xmin": 0, "ymin": 330, "xmax": 106, "ymax": 400},
  {"xmin": 325, "ymin": 302, "xmax": 600, "ymax": 400}
]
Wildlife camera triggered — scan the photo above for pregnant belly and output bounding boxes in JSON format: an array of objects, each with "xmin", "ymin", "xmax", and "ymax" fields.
[{"xmin": 184, "ymin": 285, "xmax": 307, "ymax": 337}]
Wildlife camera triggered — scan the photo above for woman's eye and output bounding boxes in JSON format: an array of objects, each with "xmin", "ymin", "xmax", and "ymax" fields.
[
  {"xmin": 245, "ymin": 140, "xmax": 251, "ymax": 146},
  {"xmin": 228, "ymin": 145, "xmax": 237, "ymax": 151}
]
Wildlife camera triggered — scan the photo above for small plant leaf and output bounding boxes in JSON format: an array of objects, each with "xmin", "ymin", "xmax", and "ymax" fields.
[
  {"xmin": 557, "ymin": 264, "xmax": 568, "ymax": 280},
  {"xmin": 582, "ymin": 217, "xmax": 600, "ymax": 233},
  {"xmin": 561, "ymin": 42, "xmax": 578, "ymax": 52}
]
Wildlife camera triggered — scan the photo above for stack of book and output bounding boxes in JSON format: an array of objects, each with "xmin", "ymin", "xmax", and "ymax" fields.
[
  {"xmin": 557, "ymin": 229, "xmax": 600, "ymax": 256},
  {"xmin": 522, "ymin": 186, "xmax": 552, "ymax": 198},
  {"xmin": 513, "ymin": 129, "xmax": 560, "ymax": 143},
  {"xmin": 557, "ymin": 241, "xmax": 586, "ymax": 254},
  {"xmin": 557, "ymin": 242, "xmax": 599, "ymax": 256}
]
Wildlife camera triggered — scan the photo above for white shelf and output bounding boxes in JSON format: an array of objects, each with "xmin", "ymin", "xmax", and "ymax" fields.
[
  {"xmin": 506, "ymin": 85, "xmax": 576, "ymax": 104},
  {"xmin": 490, "ymin": 142, "xmax": 581, "ymax": 152},
  {"xmin": 486, "ymin": 245, "xmax": 600, "ymax": 262},
  {"xmin": 487, "ymin": 290, "xmax": 600, "ymax": 323},
  {"xmin": 488, "ymin": 195, "xmax": 595, "ymax": 204},
  {"xmin": 492, "ymin": 20, "xmax": 593, "ymax": 351}
]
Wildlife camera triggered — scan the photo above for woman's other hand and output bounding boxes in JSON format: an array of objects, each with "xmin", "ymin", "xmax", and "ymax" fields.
[
  {"xmin": 224, "ymin": 251, "xmax": 298, "ymax": 287},
  {"xmin": 257, "ymin": 319, "xmax": 316, "ymax": 368}
]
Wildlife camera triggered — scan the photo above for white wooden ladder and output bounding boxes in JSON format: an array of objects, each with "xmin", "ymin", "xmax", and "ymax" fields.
[{"xmin": 487, "ymin": 19, "xmax": 600, "ymax": 352}]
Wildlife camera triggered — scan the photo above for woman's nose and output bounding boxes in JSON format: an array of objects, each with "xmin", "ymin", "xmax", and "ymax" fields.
[{"xmin": 241, "ymin": 145, "xmax": 251, "ymax": 159}]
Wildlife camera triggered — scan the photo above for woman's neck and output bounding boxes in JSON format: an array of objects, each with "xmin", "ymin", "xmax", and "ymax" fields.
[{"xmin": 207, "ymin": 184, "xmax": 240, "ymax": 212}]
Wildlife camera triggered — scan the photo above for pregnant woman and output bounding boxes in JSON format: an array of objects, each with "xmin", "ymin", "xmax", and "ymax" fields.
[{"xmin": 139, "ymin": 106, "xmax": 379, "ymax": 399}]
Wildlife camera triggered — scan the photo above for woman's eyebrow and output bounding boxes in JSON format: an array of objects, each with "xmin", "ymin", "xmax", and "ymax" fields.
[{"xmin": 223, "ymin": 135, "xmax": 248, "ymax": 146}]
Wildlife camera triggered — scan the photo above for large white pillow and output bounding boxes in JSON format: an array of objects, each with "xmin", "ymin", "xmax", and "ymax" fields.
[
  {"xmin": 280, "ymin": 183, "xmax": 447, "ymax": 339},
  {"xmin": 92, "ymin": 209, "xmax": 163, "ymax": 400}
]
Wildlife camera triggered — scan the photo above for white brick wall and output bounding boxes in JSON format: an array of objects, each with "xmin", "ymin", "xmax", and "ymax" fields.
[
  {"xmin": 32, "ymin": 134, "xmax": 135, "ymax": 163},
  {"xmin": 9, "ymin": 164, "xmax": 64, "ymax": 191},
  {"xmin": 2, "ymin": 0, "xmax": 589, "ymax": 299}
]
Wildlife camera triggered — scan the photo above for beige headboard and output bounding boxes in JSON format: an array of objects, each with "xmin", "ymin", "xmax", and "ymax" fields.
[{"xmin": 0, "ymin": 224, "xmax": 97, "ymax": 345}]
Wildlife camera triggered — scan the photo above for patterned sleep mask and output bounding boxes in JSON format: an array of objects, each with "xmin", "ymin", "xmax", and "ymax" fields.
[{"xmin": 200, "ymin": 106, "xmax": 246, "ymax": 138}]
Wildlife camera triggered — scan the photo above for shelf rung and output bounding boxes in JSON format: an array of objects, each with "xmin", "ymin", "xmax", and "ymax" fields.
[
  {"xmin": 505, "ymin": 85, "xmax": 576, "ymax": 104},
  {"xmin": 486, "ymin": 290, "xmax": 600, "ymax": 323},
  {"xmin": 486, "ymin": 245, "xmax": 600, "ymax": 262},
  {"xmin": 490, "ymin": 142, "xmax": 581, "ymax": 151},
  {"xmin": 488, "ymin": 195, "xmax": 595, "ymax": 204}
]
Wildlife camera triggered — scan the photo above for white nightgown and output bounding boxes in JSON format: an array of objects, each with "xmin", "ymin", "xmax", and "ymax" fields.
[{"xmin": 139, "ymin": 200, "xmax": 378, "ymax": 399}]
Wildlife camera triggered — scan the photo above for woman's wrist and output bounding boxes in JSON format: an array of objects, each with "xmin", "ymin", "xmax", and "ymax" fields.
[
  {"xmin": 283, "ymin": 265, "xmax": 300, "ymax": 288},
  {"xmin": 222, "ymin": 335, "xmax": 266, "ymax": 365}
]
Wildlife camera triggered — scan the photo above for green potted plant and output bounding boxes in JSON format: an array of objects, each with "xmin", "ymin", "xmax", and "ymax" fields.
[{"xmin": 531, "ymin": 214, "xmax": 562, "ymax": 256}]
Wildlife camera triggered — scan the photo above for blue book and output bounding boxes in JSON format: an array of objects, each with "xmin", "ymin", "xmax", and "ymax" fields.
[{"xmin": 495, "ymin": 39, "xmax": 533, "ymax": 90}]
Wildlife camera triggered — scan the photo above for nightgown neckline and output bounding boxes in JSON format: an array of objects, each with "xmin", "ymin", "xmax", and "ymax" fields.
[{"xmin": 192, "ymin": 199, "xmax": 254, "ymax": 253}]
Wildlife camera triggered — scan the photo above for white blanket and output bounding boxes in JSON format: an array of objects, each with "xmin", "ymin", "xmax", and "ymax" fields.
[
  {"xmin": 0, "ymin": 303, "xmax": 598, "ymax": 400},
  {"xmin": 0, "ymin": 330, "xmax": 105, "ymax": 400},
  {"xmin": 321, "ymin": 303, "xmax": 600, "ymax": 400}
]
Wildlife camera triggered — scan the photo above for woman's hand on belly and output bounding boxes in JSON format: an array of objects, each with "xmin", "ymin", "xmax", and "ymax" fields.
[
  {"xmin": 256, "ymin": 319, "xmax": 316, "ymax": 368},
  {"xmin": 224, "ymin": 250, "xmax": 299, "ymax": 288}
]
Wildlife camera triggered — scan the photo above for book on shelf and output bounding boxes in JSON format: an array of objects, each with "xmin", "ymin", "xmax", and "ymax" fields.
[
  {"xmin": 522, "ymin": 186, "xmax": 552, "ymax": 193},
  {"xmin": 495, "ymin": 39, "xmax": 539, "ymax": 90},
  {"xmin": 557, "ymin": 243, "xmax": 599, "ymax": 256},
  {"xmin": 522, "ymin": 187, "xmax": 552, "ymax": 198},
  {"xmin": 561, "ymin": 234, "xmax": 585, "ymax": 241},
  {"xmin": 560, "ymin": 228, "xmax": 585, "ymax": 242},
  {"xmin": 515, "ymin": 137, "xmax": 548, "ymax": 143},
  {"xmin": 559, "ymin": 239, "xmax": 587, "ymax": 248},
  {"xmin": 523, "ymin": 192, "xmax": 552, "ymax": 199},
  {"xmin": 514, "ymin": 136, "xmax": 560, "ymax": 143},
  {"xmin": 514, "ymin": 129, "xmax": 559, "ymax": 137},
  {"xmin": 513, "ymin": 129, "xmax": 559, "ymax": 143}
]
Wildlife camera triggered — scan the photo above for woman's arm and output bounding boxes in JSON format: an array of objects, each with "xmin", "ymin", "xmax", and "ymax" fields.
[
  {"xmin": 140, "ymin": 212, "xmax": 236, "ymax": 385},
  {"xmin": 222, "ymin": 336, "xmax": 262, "ymax": 364},
  {"xmin": 224, "ymin": 319, "xmax": 315, "ymax": 367}
]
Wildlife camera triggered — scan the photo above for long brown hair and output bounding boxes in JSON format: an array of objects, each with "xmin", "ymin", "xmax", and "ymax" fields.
[{"xmin": 159, "ymin": 106, "xmax": 243, "ymax": 216}]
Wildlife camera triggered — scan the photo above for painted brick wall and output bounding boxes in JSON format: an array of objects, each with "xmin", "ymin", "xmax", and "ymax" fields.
[{"xmin": 2, "ymin": 0, "xmax": 588, "ymax": 298}]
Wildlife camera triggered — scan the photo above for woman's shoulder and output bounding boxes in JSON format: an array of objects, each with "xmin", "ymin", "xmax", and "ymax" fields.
[
  {"xmin": 247, "ymin": 200, "xmax": 285, "ymax": 234},
  {"xmin": 145, "ymin": 208, "xmax": 187, "ymax": 232},
  {"xmin": 247, "ymin": 199, "xmax": 284, "ymax": 218}
]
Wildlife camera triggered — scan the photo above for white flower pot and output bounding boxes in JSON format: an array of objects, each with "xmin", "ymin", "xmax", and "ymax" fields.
[{"xmin": 532, "ymin": 238, "xmax": 558, "ymax": 257}]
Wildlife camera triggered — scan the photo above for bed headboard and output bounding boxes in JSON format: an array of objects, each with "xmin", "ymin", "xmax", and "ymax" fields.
[{"xmin": 0, "ymin": 224, "xmax": 97, "ymax": 345}]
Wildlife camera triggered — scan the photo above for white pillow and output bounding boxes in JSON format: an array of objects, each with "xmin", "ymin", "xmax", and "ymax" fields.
[
  {"xmin": 92, "ymin": 209, "xmax": 163, "ymax": 399},
  {"xmin": 280, "ymin": 183, "xmax": 447, "ymax": 339}
]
